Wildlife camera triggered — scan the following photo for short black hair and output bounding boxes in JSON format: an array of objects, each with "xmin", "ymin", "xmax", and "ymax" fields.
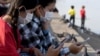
[
  {"xmin": 82, "ymin": 5, "xmax": 85, "ymax": 9},
  {"xmin": 39, "ymin": 0, "xmax": 56, "ymax": 8},
  {"xmin": 71, "ymin": 5, "xmax": 74, "ymax": 9}
]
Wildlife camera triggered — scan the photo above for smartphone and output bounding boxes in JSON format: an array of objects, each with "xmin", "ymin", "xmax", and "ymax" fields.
[
  {"xmin": 54, "ymin": 38, "xmax": 67, "ymax": 48},
  {"xmin": 60, "ymin": 38, "xmax": 69, "ymax": 44},
  {"xmin": 79, "ymin": 37, "xmax": 90, "ymax": 44}
]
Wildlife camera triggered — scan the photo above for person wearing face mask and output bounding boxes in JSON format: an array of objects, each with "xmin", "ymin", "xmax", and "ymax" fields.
[
  {"xmin": 0, "ymin": 0, "xmax": 45, "ymax": 56},
  {"xmin": 0, "ymin": 0, "xmax": 11, "ymax": 16},
  {"xmin": 18, "ymin": 6, "xmax": 27, "ymax": 25},
  {"xmin": 18, "ymin": 0, "xmax": 64, "ymax": 56},
  {"xmin": 18, "ymin": 0, "xmax": 45, "ymax": 56},
  {"xmin": 19, "ymin": 0, "xmax": 84, "ymax": 56},
  {"xmin": 0, "ymin": 0, "xmax": 65, "ymax": 56},
  {"xmin": 25, "ymin": 12, "xmax": 33, "ymax": 24},
  {"xmin": 18, "ymin": 1, "xmax": 47, "ymax": 56},
  {"xmin": 18, "ymin": 5, "xmax": 34, "ymax": 25},
  {"xmin": 18, "ymin": 6, "xmax": 35, "ymax": 26},
  {"xmin": 0, "ymin": 0, "xmax": 23, "ymax": 56},
  {"xmin": 38, "ymin": 0, "xmax": 84, "ymax": 56},
  {"xmin": 37, "ymin": 0, "xmax": 56, "ymax": 21}
]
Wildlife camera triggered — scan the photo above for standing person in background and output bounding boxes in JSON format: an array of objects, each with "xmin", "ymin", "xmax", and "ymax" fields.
[
  {"xmin": 68, "ymin": 5, "xmax": 76, "ymax": 27},
  {"xmin": 80, "ymin": 5, "xmax": 86, "ymax": 29}
]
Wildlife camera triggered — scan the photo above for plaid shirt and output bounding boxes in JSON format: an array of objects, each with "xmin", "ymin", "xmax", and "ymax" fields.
[
  {"xmin": 18, "ymin": 15, "xmax": 69, "ymax": 56},
  {"xmin": 18, "ymin": 15, "xmax": 58, "ymax": 54}
]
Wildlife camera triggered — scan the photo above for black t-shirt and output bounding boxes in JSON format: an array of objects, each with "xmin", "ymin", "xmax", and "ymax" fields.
[{"xmin": 0, "ymin": 6, "xmax": 8, "ymax": 16}]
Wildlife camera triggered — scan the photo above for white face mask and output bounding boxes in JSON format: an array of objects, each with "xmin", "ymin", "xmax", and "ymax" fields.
[
  {"xmin": 25, "ymin": 13, "xmax": 33, "ymax": 23},
  {"xmin": 18, "ymin": 16, "xmax": 26, "ymax": 24},
  {"xmin": 45, "ymin": 11, "xmax": 54, "ymax": 20},
  {"xmin": 0, "ymin": 3, "xmax": 10, "ymax": 8},
  {"xmin": 5, "ymin": 3, "xmax": 10, "ymax": 8}
]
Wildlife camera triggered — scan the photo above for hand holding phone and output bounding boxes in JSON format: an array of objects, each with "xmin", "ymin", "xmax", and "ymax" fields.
[
  {"xmin": 80, "ymin": 37, "xmax": 90, "ymax": 44},
  {"xmin": 77, "ymin": 37, "xmax": 90, "ymax": 46}
]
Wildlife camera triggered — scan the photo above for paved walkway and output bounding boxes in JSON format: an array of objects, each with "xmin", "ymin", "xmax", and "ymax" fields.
[{"xmin": 50, "ymin": 18, "xmax": 96, "ymax": 56}]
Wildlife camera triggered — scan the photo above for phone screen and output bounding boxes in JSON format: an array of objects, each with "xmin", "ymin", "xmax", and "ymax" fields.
[{"xmin": 80, "ymin": 37, "xmax": 90, "ymax": 44}]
